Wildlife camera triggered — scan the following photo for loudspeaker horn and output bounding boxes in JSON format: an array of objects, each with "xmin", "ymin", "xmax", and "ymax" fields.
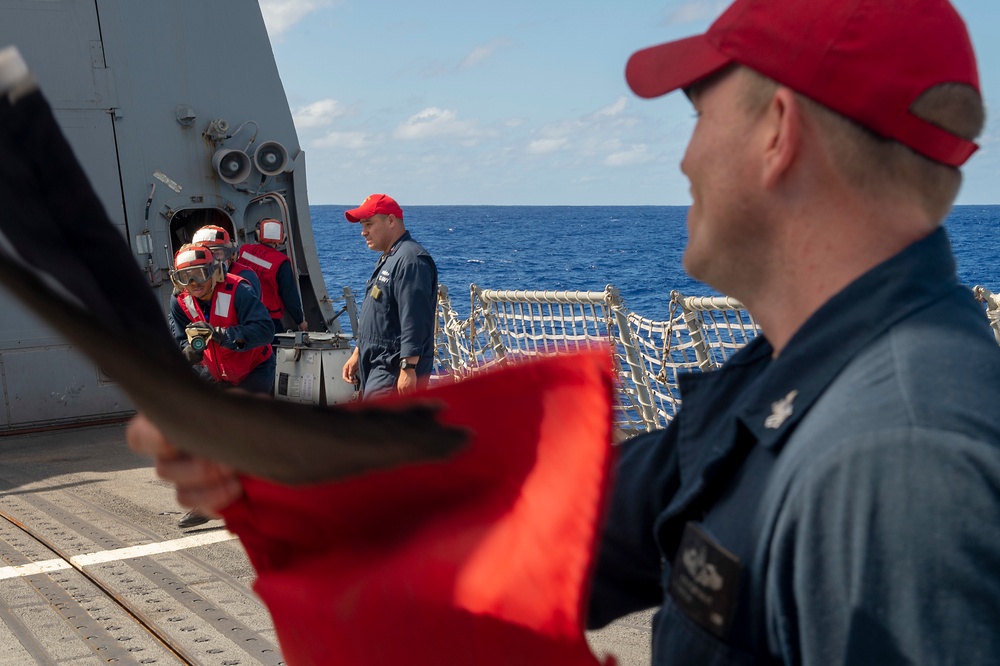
[
  {"xmin": 212, "ymin": 148, "xmax": 251, "ymax": 184},
  {"xmin": 253, "ymin": 140, "xmax": 289, "ymax": 176}
]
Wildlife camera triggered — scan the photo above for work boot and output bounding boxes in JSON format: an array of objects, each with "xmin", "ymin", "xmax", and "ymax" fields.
[{"xmin": 178, "ymin": 509, "xmax": 211, "ymax": 529}]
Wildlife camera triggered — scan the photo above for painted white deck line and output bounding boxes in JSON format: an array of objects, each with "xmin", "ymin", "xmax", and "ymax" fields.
[{"xmin": 0, "ymin": 530, "xmax": 238, "ymax": 580}]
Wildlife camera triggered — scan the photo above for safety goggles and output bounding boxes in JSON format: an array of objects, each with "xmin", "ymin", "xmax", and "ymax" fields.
[
  {"xmin": 203, "ymin": 245, "xmax": 232, "ymax": 262},
  {"xmin": 171, "ymin": 265, "xmax": 215, "ymax": 286}
]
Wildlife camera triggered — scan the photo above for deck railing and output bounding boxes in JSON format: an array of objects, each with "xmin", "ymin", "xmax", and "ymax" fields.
[
  {"xmin": 425, "ymin": 283, "xmax": 1000, "ymax": 432},
  {"xmin": 431, "ymin": 284, "xmax": 762, "ymax": 432}
]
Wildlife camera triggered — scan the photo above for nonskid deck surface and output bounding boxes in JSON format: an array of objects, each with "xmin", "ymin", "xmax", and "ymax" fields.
[
  {"xmin": 0, "ymin": 424, "xmax": 282, "ymax": 665},
  {"xmin": 0, "ymin": 422, "xmax": 652, "ymax": 665}
]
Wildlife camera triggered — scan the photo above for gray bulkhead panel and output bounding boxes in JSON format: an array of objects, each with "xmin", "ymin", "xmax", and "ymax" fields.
[
  {"xmin": 0, "ymin": 0, "xmax": 334, "ymax": 431},
  {"xmin": 0, "ymin": 0, "xmax": 128, "ymax": 429},
  {"xmin": 97, "ymin": 0, "xmax": 337, "ymax": 325},
  {"xmin": 0, "ymin": 103, "xmax": 129, "ymax": 427}
]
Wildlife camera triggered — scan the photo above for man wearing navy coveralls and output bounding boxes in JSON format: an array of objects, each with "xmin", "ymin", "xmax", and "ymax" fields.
[
  {"xmin": 587, "ymin": 0, "xmax": 1000, "ymax": 664},
  {"xmin": 341, "ymin": 194, "xmax": 437, "ymax": 399}
]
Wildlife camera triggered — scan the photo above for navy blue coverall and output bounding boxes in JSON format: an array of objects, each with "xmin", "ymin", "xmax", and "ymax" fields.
[{"xmin": 355, "ymin": 231, "xmax": 437, "ymax": 398}]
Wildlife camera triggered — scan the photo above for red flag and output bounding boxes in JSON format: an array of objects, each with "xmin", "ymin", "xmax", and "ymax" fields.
[{"xmin": 223, "ymin": 350, "xmax": 617, "ymax": 665}]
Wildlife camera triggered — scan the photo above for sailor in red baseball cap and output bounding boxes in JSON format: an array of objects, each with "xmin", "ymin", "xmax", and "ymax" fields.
[
  {"xmin": 345, "ymin": 193, "xmax": 405, "ymax": 222},
  {"xmin": 625, "ymin": 0, "xmax": 981, "ymax": 167},
  {"xmin": 342, "ymin": 193, "xmax": 438, "ymax": 399},
  {"xmin": 588, "ymin": 1, "xmax": 1000, "ymax": 665}
]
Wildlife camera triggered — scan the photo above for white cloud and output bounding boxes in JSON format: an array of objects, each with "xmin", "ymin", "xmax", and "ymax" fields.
[
  {"xmin": 524, "ymin": 123, "xmax": 579, "ymax": 155},
  {"xmin": 665, "ymin": 0, "xmax": 729, "ymax": 25},
  {"xmin": 521, "ymin": 97, "xmax": 658, "ymax": 169},
  {"xmin": 393, "ymin": 108, "xmax": 479, "ymax": 140},
  {"xmin": 527, "ymin": 138, "xmax": 570, "ymax": 154},
  {"xmin": 605, "ymin": 145, "xmax": 653, "ymax": 167},
  {"xmin": 313, "ymin": 131, "xmax": 368, "ymax": 150},
  {"xmin": 458, "ymin": 38, "xmax": 512, "ymax": 70},
  {"xmin": 258, "ymin": 0, "xmax": 336, "ymax": 40},
  {"xmin": 293, "ymin": 99, "xmax": 344, "ymax": 128},
  {"xmin": 594, "ymin": 97, "xmax": 628, "ymax": 118},
  {"xmin": 412, "ymin": 38, "xmax": 513, "ymax": 79}
]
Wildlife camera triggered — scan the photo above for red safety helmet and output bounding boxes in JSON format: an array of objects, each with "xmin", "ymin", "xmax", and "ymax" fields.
[
  {"xmin": 257, "ymin": 218, "xmax": 285, "ymax": 245},
  {"xmin": 171, "ymin": 243, "xmax": 223, "ymax": 288}
]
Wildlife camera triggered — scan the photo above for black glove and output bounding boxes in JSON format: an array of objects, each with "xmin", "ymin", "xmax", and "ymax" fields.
[
  {"xmin": 182, "ymin": 344, "xmax": 204, "ymax": 364},
  {"xmin": 211, "ymin": 326, "xmax": 227, "ymax": 343}
]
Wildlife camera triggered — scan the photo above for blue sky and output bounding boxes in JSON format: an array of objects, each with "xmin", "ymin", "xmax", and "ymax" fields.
[{"xmin": 259, "ymin": 0, "xmax": 1000, "ymax": 206}]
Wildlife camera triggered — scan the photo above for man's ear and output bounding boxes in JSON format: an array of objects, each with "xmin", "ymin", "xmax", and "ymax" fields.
[{"xmin": 762, "ymin": 87, "xmax": 801, "ymax": 190}]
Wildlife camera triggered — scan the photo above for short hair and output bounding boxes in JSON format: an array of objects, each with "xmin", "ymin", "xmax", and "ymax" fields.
[{"xmin": 738, "ymin": 67, "xmax": 985, "ymax": 223}]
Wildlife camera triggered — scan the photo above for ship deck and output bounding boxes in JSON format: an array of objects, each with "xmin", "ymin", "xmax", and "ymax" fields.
[{"xmin": 0, "ymin": 423, "xmax": 651, "ymax": 665}]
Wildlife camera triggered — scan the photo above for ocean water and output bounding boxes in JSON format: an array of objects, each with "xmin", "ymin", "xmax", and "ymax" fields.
[{"xmin": 310, "ymin": 205, "xmax": 1000, "ymax": 323}]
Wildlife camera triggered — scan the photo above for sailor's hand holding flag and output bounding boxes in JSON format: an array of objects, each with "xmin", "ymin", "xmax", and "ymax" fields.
[{"xmin": 127, "ymin": 413, "xmax": 243, "ymax": 518}]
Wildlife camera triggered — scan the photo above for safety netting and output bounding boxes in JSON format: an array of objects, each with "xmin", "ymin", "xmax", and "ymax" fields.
[{"xmin": 421, "ymin": 282, "xmax": 999, "ymax": 434}]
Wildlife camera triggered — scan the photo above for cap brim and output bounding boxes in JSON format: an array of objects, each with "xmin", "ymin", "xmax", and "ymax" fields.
[
  {"xmin": 626, "ymin": 34, "xmax": 733, "ymax": 99},
  {"xmin": 345, "ymin": 207, "xmax": 366, "ymax": 223}
]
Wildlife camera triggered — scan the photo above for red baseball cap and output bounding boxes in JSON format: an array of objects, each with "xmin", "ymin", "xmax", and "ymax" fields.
[
  {"xmin": 345, "ymin": 194, "xmax": 404, "ymax": 222},
  {"xmin": 626, "ymin": 0, "xmax": 980, "ymax": 167}
]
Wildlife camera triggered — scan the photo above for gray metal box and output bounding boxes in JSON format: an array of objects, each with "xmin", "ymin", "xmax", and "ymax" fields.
[{"xmin": 273, "ymin": 333, "xmax": 356, "ymax": 406}]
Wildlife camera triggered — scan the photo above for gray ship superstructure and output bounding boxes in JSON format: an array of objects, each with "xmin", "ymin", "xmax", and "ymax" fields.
[{"xmin": 0, "ymin": 0, "xmax": 338, "ymax": 432}]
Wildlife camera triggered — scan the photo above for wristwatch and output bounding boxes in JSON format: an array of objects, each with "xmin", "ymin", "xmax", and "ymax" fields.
[{"xmin": 399, "ymin": 358, "xmax": 416, "ymax": 370}]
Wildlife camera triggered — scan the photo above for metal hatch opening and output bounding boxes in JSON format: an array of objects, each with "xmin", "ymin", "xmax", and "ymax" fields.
[{"xmin": 167, "ymin": 207, "xmax": 234, "ymax": 257}]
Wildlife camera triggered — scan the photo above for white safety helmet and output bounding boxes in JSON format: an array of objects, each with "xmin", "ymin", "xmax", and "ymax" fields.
[
  {"xmin": 192, "ymin": 224, "xmax": 236, "ymax": 262},
  {"xmin": 257, "ymin": 218, "xmax": 285, "ymax": 245}
]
